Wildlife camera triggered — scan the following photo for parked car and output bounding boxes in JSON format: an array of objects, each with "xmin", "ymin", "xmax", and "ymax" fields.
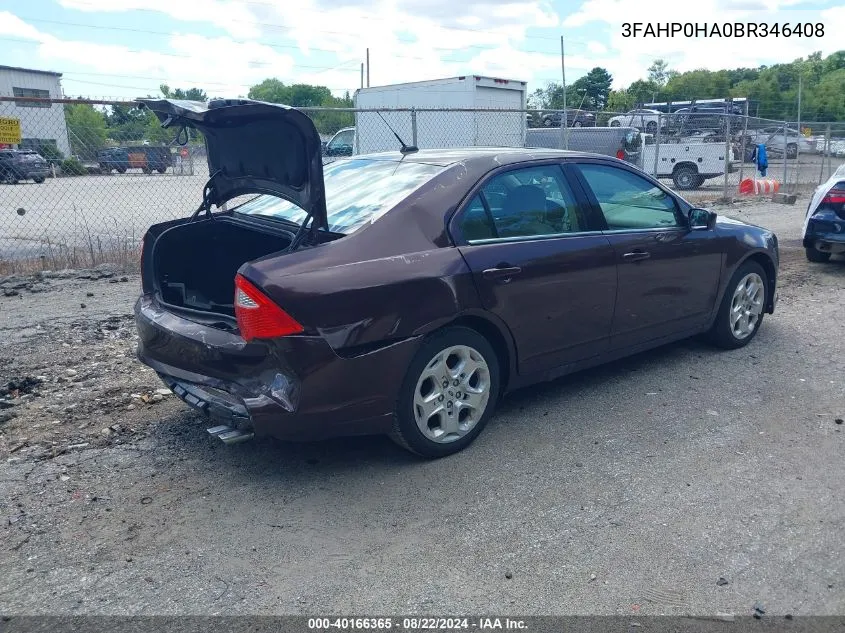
[
  {"xmin": 321, "ymin": 127, "xmax": 354, "ymax": 157},
  {"xmin": 0, "ymin": 149, "xmax": 48, "ymax": 184},
  {"xmin": 608, "ymin": 109, "xmax": 661, "ymax": 132},
  {"xmin": 540, "ymin": 109, "xmax": 596, "ymax": 128},
  {"xmin": 99, "ymin": 146, "xmax": 170, "ymax": 173},
  {"xmin": 98, "ymin": 147, "xmax": 129, "ymax": 173},
  {"xmin": 743, "ymin": 127, "xmax": 814, "ymax": 160},
  {"xmin": 135, "ymin": 98, "xmax": 779, "ymax": 458},
  {"xmin": 664, "ymin": 105, "xmax": 741, "ymax": 136},
  {"xmin": 802, "ymin": 163, "xmax": 845, "ymax": 263}
]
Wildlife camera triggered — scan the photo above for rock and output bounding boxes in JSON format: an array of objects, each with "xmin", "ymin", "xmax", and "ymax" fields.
[
  {"xmin": 140, "ymin": 496, "xmax": 152, "ymax": 505},
  {"xmin": 505, "ymin": 571, "xmax": 513, "ymax": 579},
  {"xmin": 836, "ymin": 418, "xmax": 843, "ymax": 425},
  {"xmin": 60, "ymin": 475, "xmax": 70, "ymax": 482},
  {"xmin": 100, "ymin": 427, "xmax": 112, "ymax": 436},
  {"xmin": 716, "ymin": 577, "xmax": 729, "ymax": 586},
  {"xmin": 126, "ymin": 404, "xmax": 136, "ymax": 411},
  {"xmin": 120, "ymin": 276, "xmax": 129, "ymax": 282},
  {"xmin": 86, "ymin": 292, "xmax": 94, "ymax": 297},
  {"xmin": 155, "ymin": 388, "xmax": 171, "ymax": 396},
  {"xmin": 109, "ymin": 424, "xmax": 123, "ymax": 433},
  {"xmin": 65, "ymin": 369, "xmax": 78, "ymax": 377},
  {"xmin": 80, "ymin": 303, "xmax": 86, "ymax": 309},
  {"xmin": 151, "ymin": 394, "xmax": 163, "ymax": 403},
  {"xmin": 589, "ymin": 573, "xmax": 597, "ymax": 582}
]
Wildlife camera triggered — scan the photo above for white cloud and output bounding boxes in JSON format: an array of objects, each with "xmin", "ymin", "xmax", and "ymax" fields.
[
  {"xmin": 56, "ymin": 0, "xmax": 261, "ymax": 39},
  {"xmin": 0, "ymin": 13, "xmax": 295, "ymax": 97},
  {"xmin": 587, "ymin": 40, "xmax": 607, "ymax": 54}
]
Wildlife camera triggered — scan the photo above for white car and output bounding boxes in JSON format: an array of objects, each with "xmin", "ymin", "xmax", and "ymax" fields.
[
  {"xmin": 802, "ymin": 164, "xmax": 845, "ymax": 262},
  {"xmin": 745, "ymin": 126, "xmax": 814, "ymax": 159},
  {"xmin": 609, "ymin": 109, "xmax": 661, "ymax": 133}
]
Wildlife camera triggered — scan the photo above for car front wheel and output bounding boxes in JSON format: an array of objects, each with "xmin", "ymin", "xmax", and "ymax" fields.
[
  {"xmin": 391, "ymin": 327, "xmax": 500, "ymax": 458},
  {"xmin": 709, "ymin": 261, "xmax": 767, "ymax": 349},
  {"xmin": 610, "ymin": 120, "xmax": 621, "ymax": 127}
]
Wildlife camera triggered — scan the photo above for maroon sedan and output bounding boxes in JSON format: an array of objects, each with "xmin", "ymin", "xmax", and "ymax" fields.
[{"xmin": 136, "ymin": 99, "xmax": 779, "ymax": 458}]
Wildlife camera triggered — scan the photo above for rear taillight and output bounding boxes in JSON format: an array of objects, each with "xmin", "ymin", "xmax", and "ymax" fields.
[
  {"xmin": 616, "ymin": 150, "xmax": 625, "ymax": 160},
  {"xmin": 234, "ymin": 274, "xmax": 303, "ymax": 341},
  {"xmin": 822, "ymin": 185, "xmax": 845, "ymax": 206},
  {"xmin": 139, "ymin": 235, "xmax": 146, "ymax": 289}
]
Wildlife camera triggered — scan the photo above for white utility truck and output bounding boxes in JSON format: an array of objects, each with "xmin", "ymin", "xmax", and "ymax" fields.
[
  {"xmin": 352, "ymin": 75, "xmax": 527, "ymax": 154},
  {"xmin": 640, "ymin": 133, "xmax": 736, "ymax": 190}
]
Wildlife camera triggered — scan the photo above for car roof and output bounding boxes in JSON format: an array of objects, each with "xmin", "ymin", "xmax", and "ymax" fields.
[{"xmin": 343, "ymin": 147, "xmax": 595, "ymax": 167}]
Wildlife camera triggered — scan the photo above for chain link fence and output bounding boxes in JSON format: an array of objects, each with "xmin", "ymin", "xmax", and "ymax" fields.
[{"xmin": 2, "ymin": 96, "xmax": 844, "ymax": 273}]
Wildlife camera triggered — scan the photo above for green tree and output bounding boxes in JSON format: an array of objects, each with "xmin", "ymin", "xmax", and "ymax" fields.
[
  {"xmin": 65, "ymin": 103, "xmax": 107, "ymax": 159},
  {"xmin": 159, "ymin": 85, "xmax": 208, "ymax": 101},
  {"xmin": 570, "ymin": 67, "xmax": 613, "ymax": 110},
  {"xmin": 648, "ymin": 59, "xmax": 670, "ymax": 87},
  {"xmin": 607, "ymin": 89, "xmax": 634, "ymax": 113}
]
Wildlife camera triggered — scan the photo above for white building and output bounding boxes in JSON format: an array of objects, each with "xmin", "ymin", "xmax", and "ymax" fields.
[{"xmin": 0, "ymin": 65, "xmax": 71, "ymax": 156}]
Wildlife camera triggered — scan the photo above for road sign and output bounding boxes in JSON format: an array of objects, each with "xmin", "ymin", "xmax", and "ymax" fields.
[
  {"xmin": 0, "ymin": 117, "xmax": 22, "ymax": 145},
  {"xmin": 179, "ymin": 148, "xmax": 189, "ymax": 158}
]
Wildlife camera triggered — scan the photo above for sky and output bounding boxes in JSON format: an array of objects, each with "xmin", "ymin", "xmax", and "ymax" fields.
[{"xmin": 0, "ymin": 0, "xmax": 843, "ymax": 100}]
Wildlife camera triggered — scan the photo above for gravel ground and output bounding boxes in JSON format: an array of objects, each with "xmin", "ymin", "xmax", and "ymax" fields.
[{"xmin": 0, "ymin": 197, "xmax": 843, "ymax": 616}]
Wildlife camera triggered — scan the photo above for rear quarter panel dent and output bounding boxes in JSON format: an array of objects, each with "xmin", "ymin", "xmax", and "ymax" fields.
[{"xmin": 255, "ymin": 247, "xmax": 479, "ymax": 351}]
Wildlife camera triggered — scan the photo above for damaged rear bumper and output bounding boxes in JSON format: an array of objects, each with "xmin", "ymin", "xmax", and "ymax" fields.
[{"xmin": 134, "ymin": 295, "xmax": 421, "ymax": 441}]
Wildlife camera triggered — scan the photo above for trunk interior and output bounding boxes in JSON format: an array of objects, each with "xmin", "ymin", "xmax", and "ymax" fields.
[{"xmin": 152, "ymin": 217, "xmax": 294, "ymax": 317}]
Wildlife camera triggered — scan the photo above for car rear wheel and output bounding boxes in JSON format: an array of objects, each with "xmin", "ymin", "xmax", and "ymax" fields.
[
  {"xmin": 610, "ymin": 120, "xmax": 621, "ymax": 127},
  {"xmin": 709, "ymin": 261, "xmax": 767, "ymax": 349},
  {"xmin": 33, "ymin": 176, "xmax": 45, "ymax": 184},
  {"xmin": 646, "ymin": 121, "xmax": 657, "ymax": 133},
  {"xmin": 786, "ymin": 143, "xmax": 798, "ymax": 159},
  {"xmin": 391, "ymin": 326, "xmax": 500, "ymax": 458},
  {"xmin": 672, "ymin": 166, "xmax": 699, "ymax": 190},
  {"xmin": 542, "ymin": 117, "xmax": 553, "ymax": 127},
  {"xmin": 805, "ymin": 247, "xmax": 831, "ymax": 263}
]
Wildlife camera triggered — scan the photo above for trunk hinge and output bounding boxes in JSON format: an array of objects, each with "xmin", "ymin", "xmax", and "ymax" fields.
[{"xmin": 191, "ymin": 170, "xmax": 223, "ymax": 221}]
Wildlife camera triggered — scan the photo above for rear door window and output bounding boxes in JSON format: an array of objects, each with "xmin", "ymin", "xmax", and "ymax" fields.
[{"xmin": 459, "ymin": 164, "xmax": 583, "ymax": 241}]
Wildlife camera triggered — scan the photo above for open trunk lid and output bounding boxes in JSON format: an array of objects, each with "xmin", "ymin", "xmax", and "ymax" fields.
[{"xmin": 139, "ymin": 98, "xmax": 328, "ymax": 229}]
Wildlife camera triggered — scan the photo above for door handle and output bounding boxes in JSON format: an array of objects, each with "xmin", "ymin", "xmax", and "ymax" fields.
[
  {"xmin": 482, "ymin": 266, "xmax": 522, "ymax": 281},
  {"xmin": 622, "ymin": 251, "xmax": 651, "ymax": 262}
]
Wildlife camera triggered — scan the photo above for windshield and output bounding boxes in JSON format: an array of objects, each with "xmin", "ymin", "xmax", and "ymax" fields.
[{"xmin": 235, "ymin": 158, "xmax": 446, "ymax": 234}]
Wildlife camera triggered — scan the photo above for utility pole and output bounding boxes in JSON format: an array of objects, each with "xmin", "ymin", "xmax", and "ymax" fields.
[
  {"xmin": 795, "ymin": 72, "xmax": 802, "ymax": 190},
  {"xmin": 366, "ymin": 48, "xmax": 370, "ymax": 88},
  {"xmin": 360, "ymin": 63, "xmax": 364, "ymax": 90},
  {"xmin": 560, "ymin": 35, "xmax": 568, "ymax": 150}
]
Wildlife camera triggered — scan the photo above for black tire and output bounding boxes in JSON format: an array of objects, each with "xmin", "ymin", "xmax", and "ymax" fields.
[
  {"xmin": 118, "ymin": 167, "xmax": 126, "ymax": 174},
  {"xmin": 786, "ymin": 143, "xmax": 798, "ymax": 159},
  {"xmin": 33, "ymin": 176, "xmax": 45, "ymax": 184},
  {"xmin": 156, "ymin": 167, "xmax": 166, "ymax": 174},
  {"xmin": 142, "ymin": 167, "xmax": 152, "ymax": 174},
  {"xmin": 805, "ymin": 247, "xmax": 831, "ymax": 263},
  {"xmin": 610, "ymin": 120, "xmax": 621, "ymax": 127},
  {"xmin": 573, "ymin": 120, "xmax": 582, "ymax": 127},
  {"xmin": 709, "ymin": 260, "xmax": 768, "ymax": 349},
  {"xmin": 100, "ymin": 165, "xmax": 110, "ymax": 174},
  {"xmin": 542, "ymin": 117, "xmax": 553, "ymax": 127},
  {"xmin": 672, "ymin": 165, "xmax": 699, "ymax": 190},
  {"xmin": 391, "ymin": 326, "xmax": 501, "ymax": 458},
  {"xmin": 646, "ymin": 121, "xmax": 657, "ymax": 133}
]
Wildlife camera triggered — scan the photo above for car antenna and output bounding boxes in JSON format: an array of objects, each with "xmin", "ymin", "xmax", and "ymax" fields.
[{"xmin": 376, "ymin": 111, "xmax": 418, "ymax": 154}]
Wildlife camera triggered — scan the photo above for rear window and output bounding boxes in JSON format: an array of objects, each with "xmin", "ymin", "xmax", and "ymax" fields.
[{"xmin": 235, "ymin": 158, "xmax": 445, "ymax": 234}]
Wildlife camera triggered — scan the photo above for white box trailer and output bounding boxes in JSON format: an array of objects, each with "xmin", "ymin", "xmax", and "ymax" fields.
[{"xmin": 353, "ymin": 75, "xmax": 527, "ymax": 155}]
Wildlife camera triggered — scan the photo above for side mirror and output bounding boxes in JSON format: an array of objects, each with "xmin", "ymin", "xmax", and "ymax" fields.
[{"xmin": 688, "ymin": 208, "xmax": 717, "ymax": 230}]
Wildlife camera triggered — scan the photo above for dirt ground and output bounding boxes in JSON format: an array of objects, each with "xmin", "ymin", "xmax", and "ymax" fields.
[{"xmin": 0, "ymin": 197, "xmax": 843, "ymax": 616}]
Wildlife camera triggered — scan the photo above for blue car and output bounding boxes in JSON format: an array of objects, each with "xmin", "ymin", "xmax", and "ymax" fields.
[{"xmin": 803, "ymin": 164, "xmax": 845, "ymax": 262}]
